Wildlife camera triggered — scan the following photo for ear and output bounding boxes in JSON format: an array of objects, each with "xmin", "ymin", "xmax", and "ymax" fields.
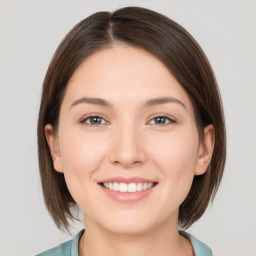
[
  {"xmin": 194, "ymin": 124, "xmax": 215, "ymax": 176},
  {"xmin": 45, "ymin": 124, "xmax": 63, "ymax": 173}
]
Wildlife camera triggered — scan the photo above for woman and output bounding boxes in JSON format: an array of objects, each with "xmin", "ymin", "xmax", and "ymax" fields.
[{"xmin": 37, "ymin": 6, "xmax": 226, "ymax": 256}]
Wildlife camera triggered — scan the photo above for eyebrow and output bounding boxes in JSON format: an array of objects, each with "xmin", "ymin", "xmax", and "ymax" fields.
[
  {"xmin": 143, "ymin": 97, "xmax": 186, "ymax": 110},
  {"xmin": 70, "ymin": 97, "xmax": 112, "ymax": 108},
  {"xmin": 70, "ymin": 96, "xmax": 187, "ymax": 110}
]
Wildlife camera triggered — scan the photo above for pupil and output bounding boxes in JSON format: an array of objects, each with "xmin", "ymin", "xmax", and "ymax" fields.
[
  {"xmin": 91, "ymin": 117, "xmax": 101, "ymax": 124},
  {"xmin": 156, "ymin": 117, "xmax": 166, "ymax": 124}
]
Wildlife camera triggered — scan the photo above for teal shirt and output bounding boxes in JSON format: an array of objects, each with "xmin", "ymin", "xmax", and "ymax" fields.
[{"xmin": 37, "ymin": 230, "xmax": 212, "ymax": 256}]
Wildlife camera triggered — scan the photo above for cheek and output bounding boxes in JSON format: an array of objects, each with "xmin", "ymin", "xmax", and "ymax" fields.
[
  {"xmin": 151, "ymin": 128, "xmax": 198, "ymax": 167},
  {"xmin": 149, "ymin": 128, "xmax": 199, "ymax": 194},
  {"xmin": 59, "ymin": 129, "xmax": 107, "ymax": 182},
  {"xmin": 58, "ymin": 129, "xmax": 109, "ymax": 209},
  {"xmin": 57, "ymin": 129, "xmax": 106, "ymax": 200}
]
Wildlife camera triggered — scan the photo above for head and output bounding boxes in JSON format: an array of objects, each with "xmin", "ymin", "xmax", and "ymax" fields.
[{"xmin": 38, "ymin": 6, "xmax": 226, "ymax": 233}]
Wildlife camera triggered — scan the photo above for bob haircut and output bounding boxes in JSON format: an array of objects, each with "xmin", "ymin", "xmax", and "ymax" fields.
[{"xmin": 37, "ymin": 6, "xmax": 226, "ymax": 232}]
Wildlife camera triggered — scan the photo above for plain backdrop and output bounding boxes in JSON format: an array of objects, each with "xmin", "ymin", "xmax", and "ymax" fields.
[{"xmin": 0, "ymin": 0, "xmax": 256, "ymax": 255}]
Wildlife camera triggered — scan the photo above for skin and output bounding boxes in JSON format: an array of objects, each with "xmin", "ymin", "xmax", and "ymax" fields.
[{"xmin": 45, "ymin": 44, "xmax": 215, "ymax": 256}]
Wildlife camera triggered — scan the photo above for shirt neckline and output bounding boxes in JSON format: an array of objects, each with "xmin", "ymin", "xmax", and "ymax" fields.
[{"xmin": 71, "ymin": 229, "xmax": 212, "ymax": 256}]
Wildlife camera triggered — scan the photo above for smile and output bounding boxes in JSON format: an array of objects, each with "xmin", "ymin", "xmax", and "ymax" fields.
[
  {"xmin": 98, "ymin": 178, "xmax": 158, "ymax": 202},
  {"xmin": 102, "ymin": 182, "xmax": 154, "ymax": 193}
]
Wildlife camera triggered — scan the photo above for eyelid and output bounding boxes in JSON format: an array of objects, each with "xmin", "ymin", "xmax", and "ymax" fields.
[
  {"xmin": 79, "ymin": 113, "xmax": 176, "ymax": 126},
  {"xmin": 147, "ymin": 114, "xmax": 176, "ymax": 125},
  {"xmin": 80, "ymin": 114, "xmax": 109, "ymax": 125}
]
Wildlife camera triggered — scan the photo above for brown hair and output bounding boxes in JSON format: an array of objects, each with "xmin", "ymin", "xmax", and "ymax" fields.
[{"xmin": 37, "ymin": 6, "xmax": 226, "ymax": 232}]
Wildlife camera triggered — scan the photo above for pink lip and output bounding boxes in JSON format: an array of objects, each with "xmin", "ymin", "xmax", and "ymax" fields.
[
  {"xmin": 98, "ymin": 176, "xmax": 156, "ymax": 184},
  {"xmin": 98, "ymin": 177, "xmax": 157, "ymax": 203},
  {"xmin": 99, "ymin": 185, "xmax": 156, "ymax": 203}
]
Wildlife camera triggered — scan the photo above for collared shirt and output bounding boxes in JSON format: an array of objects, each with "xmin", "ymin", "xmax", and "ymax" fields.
[{"xmin": 37, "ymin": 230, "xmax": 212, "ymax": 256}]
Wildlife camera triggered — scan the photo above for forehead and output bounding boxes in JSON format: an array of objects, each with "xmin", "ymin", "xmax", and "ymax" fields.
[{"xmin": 64, "ymin": 44, "xmax": 193, "ymax": 112}]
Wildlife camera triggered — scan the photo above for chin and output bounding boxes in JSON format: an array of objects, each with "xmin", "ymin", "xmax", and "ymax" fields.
[{"xmin": 97, "ymin": 213, "xmax": 161, "ymax": 236}]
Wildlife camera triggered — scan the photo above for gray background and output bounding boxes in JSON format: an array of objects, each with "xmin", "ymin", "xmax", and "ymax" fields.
[{"xmin": 0, "ymin": 0, "xmax": 255, "ymax": 255}]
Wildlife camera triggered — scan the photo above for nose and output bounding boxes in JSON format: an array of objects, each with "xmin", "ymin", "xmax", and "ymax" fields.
[{"xmin": 108, "ymin": 122, "xmax": 147, "ymax": 168}]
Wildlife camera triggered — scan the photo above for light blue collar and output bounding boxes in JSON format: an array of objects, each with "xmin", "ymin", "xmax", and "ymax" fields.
[
  {"xmin": 179, "ymin": 230, "xmax": 212, "ymax": 256},
  {"xmin": 71, "ymin": 230, "xmax": 212, "ymax": 256}
]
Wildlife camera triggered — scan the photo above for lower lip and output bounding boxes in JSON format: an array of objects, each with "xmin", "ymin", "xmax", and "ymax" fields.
[{"xmin": 99, "ymin": 185, "xmax": 156, "ymax": 203}]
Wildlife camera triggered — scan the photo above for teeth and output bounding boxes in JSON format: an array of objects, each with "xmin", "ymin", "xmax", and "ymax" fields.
[
  {"xmin": 137, "ymin": 183, "xmax": 142, "ymax": 191},
  {"xmin": 119, "ymin": 183, "xmax": 128, "ymax": 192},
  {"xmin": 113, "ymin": 182, "xmax": 118, "ymax": 191},
  {"xmin": 102, "ymin": 182, "xmax": 154, "ymax": 193},
  {"xmin": 148, "ymin": 183, "xmax": 153, "ymax": 189},
  {"xmin": 127, "ymin": 183, "xmax": 136, "ymax": 192}
]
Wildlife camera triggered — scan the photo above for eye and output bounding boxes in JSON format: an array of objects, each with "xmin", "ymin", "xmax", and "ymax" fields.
[
  {"xmin": 148, "ymin": 115, "xmax": 176, "ymax": 125},
  {"xmin": 81, "ymin": 115, "xmax": 108, "ymax": 125}
]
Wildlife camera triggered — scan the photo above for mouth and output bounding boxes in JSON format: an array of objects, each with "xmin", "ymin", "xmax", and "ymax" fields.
[
  {"xmin": 99, "ymin": 182, "xmax": 158, "ymax": 193},
  {"xmin": 97, "ymin": 177, "xmax": 158, "ymax": 202}
]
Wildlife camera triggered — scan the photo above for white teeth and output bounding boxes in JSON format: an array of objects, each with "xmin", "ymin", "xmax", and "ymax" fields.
[
  {"xmin": 127, "ymin": 183, "xmax": 137, "ymax": 192},
  {"xmin": 103, "ymin": 182, "xmax": 109, "ymax": 189},
  {"xmin": 102, "ymin": 182, "xmax": 154, "ymax": 193},
  {"xmin": 119, "ymin": 183, "xmax": 128, "ymax": 192},
  {"xmin": 148, "ymin": 183, "xmax": 153, "ymax": 189},
  {"xmin": 143, "ymin": 183, "xmax": 148, "ymax": 190},
  {"xmin": 113, "ymin": 182, "xmax": 119, "ymax": 191},
  {"xmin": 136, "ymin": 183, "xmax": 142, "ymax": 192}
]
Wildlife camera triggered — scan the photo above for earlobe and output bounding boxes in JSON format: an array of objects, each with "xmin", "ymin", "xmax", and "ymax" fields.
[
  {"xmin": 194, "ymin": 124, "xmax": 215, "ymax": 176},
  {"xmin": 45, "ymin": 124, "xmax": 63, "ymax": 173}
]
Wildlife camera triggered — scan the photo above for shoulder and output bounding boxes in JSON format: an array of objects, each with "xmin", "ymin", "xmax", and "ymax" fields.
[
  {"xmin": 36, "ymin": 230, "xmax": 84, "ymax": 256},
  {"xmin": 179, "ymin": 230, "xmax": 213, "ymax": 256},
  {"xmin": 36, "ymin": 240, "xmax": 72, "ymax": 256}
]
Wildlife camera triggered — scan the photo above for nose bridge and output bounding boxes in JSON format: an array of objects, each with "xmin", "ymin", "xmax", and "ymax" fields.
[{"xmin": 109, "ymin": 118, "xmax": 146, "ymax": 167}]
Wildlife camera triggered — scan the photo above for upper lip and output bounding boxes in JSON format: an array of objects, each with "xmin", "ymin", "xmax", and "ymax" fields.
[{"xmin": 98, "ymin": 177, "xmax": 157, "ymax": 184}]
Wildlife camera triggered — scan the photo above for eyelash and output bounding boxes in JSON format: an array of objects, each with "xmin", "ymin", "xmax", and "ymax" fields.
[
  {"xmin": 80, "ymin": 114, "xmax": 108, "ymax": 126},
  {"xmin": 148, "ymin": 115, "xmax": 176, "ymax": 125},
  {"xmin": 80, "ymin": 114, "xmax": 176, "ymax": 126}
]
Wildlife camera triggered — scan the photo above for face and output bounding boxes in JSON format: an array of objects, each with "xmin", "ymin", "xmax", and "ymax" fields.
[{"xmin": 46, "ymin": 44, "xmax": 214, "ymax": 235}]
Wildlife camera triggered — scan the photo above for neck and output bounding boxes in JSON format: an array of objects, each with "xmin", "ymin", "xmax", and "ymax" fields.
[{"xmin": 79, "ymin": 215, "xmax": 194, "ymax": 256}]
